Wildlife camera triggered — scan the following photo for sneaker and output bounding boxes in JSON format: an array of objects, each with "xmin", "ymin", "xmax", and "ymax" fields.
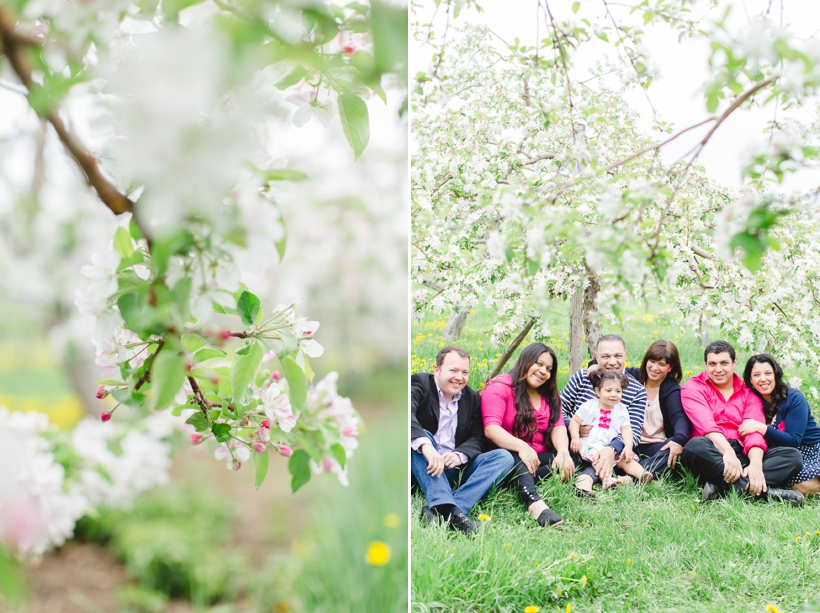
[
  {"xmin": 447, "ymin": 510, "xmax": 481, "ymax": 535},
  {"xmin": 766, "ymin": 488, "xmax": 805, "ymax": 507},
  {"xmin": 701, "ymin": 482, "xmax": 721, "ymax": 502}
]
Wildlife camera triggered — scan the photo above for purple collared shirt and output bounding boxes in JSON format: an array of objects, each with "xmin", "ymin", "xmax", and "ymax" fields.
[{"xmin": 411, "ymin": 379, "xmax": 469, "ymax": 464}]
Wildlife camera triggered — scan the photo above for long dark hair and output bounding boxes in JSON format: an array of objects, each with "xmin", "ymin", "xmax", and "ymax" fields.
[
  {"xmin": 743, "ymin": 354, "xmax": 789, "ymax": 424},
  {"xmin": 510, "ymin": 343, "xmax": 561, "ymax": 441},
  {"xmin": 638, "ymin": 340, "xmax": 682, "ymax": 384}
]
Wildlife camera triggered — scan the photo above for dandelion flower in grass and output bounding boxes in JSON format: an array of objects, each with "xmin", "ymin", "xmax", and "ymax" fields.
[
  {"xmin": 383, "ymin": 513, "xmax": 401, "ymax": 529},
  {"xmin": 627, "ymin": 558, "xmax": 632, "ymax": 565},
  {"xmin": 524, "ymin": 607, "xmax": 540, "ymax": 613},
  {"xmin": 566, "ymin": 604, "xmax": 573, "ymax": 613},
  {"xmin": 795, "ymin": 537, "xmax": 802, "ymax": 542},
  {"xmin": 816, "ymin": 531, "xmax": 820, "ymax": 535},
  {"xmin": 365, "ymin": 541, "xmax": 391, "ymax": 566},
  {"xmin": 766, "ymin": 606, "xmax": 781, "ymax": 613},
  {"xmin": 503, "ymin": 543, "xmax": 511, "ymax": 548},
  {"xmin": 478, "ymin": 514, "xmax": 491, "ymax": 522}
]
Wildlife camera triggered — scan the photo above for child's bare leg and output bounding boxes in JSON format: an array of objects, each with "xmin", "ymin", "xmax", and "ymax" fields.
[{"xmin": 617, "ymin": 457, "xmax": 652, "ymax": 484}]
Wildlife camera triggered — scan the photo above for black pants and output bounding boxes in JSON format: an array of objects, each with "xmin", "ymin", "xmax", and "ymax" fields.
[
  {"xmin": 681, "ymin": 436, "xmax": 803, "ymax": 496},
  {"xmin": 506, "ymin": 450, "xmax": 581, "ymax": 507},
  {"xmin": 636, "ymin": 440, "xmax": 688, "ymax": 479}
]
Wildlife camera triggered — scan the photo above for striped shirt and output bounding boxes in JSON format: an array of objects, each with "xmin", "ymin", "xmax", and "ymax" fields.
[{"xmin": 560, "ymin": 369, "xmax": 647, "ymax": 451}]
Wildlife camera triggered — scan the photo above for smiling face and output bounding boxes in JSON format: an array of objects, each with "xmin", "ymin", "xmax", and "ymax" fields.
[
  {"xmin": 433, "ymin": 351, "xmax": 470, "ymax": 401},
  {"xmin": 705, "ymin": 351, "xmax": 737, "ymax": 388},
  {"xmin": 595, "ymin": 380, "xmax": 624, "ymax": 409},
  {"xmin": 595, "ymin": 340, "xmax": 627, "ymax": 373},
  {"xmin": 750, "ymin": 361, "xmax": 776, "ymax": 400},
  {"xmin": 646, "ymin": 358, "xmax": 673, "ymax": 383},
  {"xmin": 526, "ymin": 351, "xmax": 553, "ymax": 390}
]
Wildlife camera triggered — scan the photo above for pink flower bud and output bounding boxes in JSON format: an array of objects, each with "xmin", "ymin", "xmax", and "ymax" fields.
[
  {"xmin": 271, "ymin": 371, "xmax": 281, "ymax": 381},
  {"xmin": 210, "ymin": 376, "xmax": 219, "ymax": 385},
  {"xmin": 190, "ymin": 433, "xmax": 204, "ymax": 445},
  {"xmin": 342, "ymin": 43, "xmax": 356, "ymax": 55},
  {"xmin": 231, "ymin": 459, "xmax": 242, "ymax": 471},
  {"xmin": 241, "ymin": 418, "xmax": 250, "ymax": 426},
  {"xmin": 185, "ymin": 361, "xmax": 194, "ymax": 372},
  {"xmin": 277, "ymin": 444, "xmax": 293, "ymax": 457},
  {"xmin": 343, "ymin": 425, "xmax": 358, "ymax": 437},
  {"xmin": 100, "ymin": 412, "xmax": 112, "ymax": 422},
  {"xmin": 252, "ymin": 441, "xmax": 267, "ymax": 454},
  {"xmin": 257, "ymin": 428, "xmax": 271, "ymax": 442},
  {"xmin": 261, "ymin": 419, "xmax": 271, "ymax": 429},
  {"xmin": 322, "ymin": 458, "xmax": 334, "ymax": 472},
  {"xmin": 95, "ymin": 385, "xmax": 107, "ymax": 399},
  {"xmin": 220, "ymin": 329, "xmax": 233, "ymax": 340}
]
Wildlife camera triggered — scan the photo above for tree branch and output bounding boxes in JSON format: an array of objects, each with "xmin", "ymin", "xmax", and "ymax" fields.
[{"xmin": 0, "ymin": 6, "xmax": 134, "ymax": 217}]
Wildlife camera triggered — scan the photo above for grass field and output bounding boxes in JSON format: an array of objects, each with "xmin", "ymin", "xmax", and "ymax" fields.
[{"xmin": 411, "ymin": 304, "xmax": 820, "ymax": 613}]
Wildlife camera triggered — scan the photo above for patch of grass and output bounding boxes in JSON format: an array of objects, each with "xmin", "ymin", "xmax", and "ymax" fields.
[{"xmin": 412, "ymin": 477, "xmax": 820, "ymax": 613}]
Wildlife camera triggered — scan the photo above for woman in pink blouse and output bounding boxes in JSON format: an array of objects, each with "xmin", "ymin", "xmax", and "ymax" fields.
[{"xmin": 481, "ymin": 343, "xmax": 575, "ymax": 527}]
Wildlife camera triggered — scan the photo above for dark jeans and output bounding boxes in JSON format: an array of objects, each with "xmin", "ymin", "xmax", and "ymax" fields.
[
  {"xmin": 506, "ymin": 450, "xmax": 581, "ymax": 507},
  {"xmin": 681, "ymin": 436, "xmax": 803, "ymax": 497}
]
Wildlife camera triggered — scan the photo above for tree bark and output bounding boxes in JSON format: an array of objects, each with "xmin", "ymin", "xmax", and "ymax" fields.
[
  {"xmin": 568, "ymin": 287, "xmax": 584, "ymax": 374},
  {"xmin": 486, "ymin": 316, "xmax": 536, "ymax": 381},
  {"xmin": 583, "ymin": 273, "xmax": 601, "ymax": 359},
  {"xmin": 442, "ymin": 307, "xmax": 470, "ymax": 342}
]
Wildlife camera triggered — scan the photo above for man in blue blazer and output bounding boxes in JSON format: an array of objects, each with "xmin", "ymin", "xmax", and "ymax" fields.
[{"xmin": 411, "ymin": 346, "xmax": 514, "ymax": 534}]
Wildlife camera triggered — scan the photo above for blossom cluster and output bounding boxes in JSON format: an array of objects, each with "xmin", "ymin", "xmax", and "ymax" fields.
[{"xmin": 0, "ymin": 408, "xmax": 176, "ymax": 558}]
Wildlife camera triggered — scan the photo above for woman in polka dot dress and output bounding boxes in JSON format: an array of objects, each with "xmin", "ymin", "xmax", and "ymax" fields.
[{"xmin": 739, "ymin": 354, "xmax": 820, "ymax": 497}]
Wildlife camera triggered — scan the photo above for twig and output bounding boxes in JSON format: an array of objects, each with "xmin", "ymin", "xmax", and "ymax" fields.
[
  {"xmin": 0, "ymin": 6, "xmax": 135, "ymax": 217},
  {"xmin": 188, "ymin": 375, "xmax": 211, "ymax": 416},
  {"xmin": 134, "ymin": 341, "xmax": 164, "ymax": 390}
]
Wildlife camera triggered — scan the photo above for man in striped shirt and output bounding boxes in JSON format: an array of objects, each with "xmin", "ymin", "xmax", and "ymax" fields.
[{"xmin": 560, "ymin": 334, "xmax": 647, "ymax": 481}]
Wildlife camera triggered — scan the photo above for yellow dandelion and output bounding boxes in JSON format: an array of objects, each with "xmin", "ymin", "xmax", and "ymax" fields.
[
  {"xmin": 691, "ymin": 505, "xmax": 697, "ymax": 511},
  {"xmin": 383, "ymin": 513, "xmax": 401, "ymax": 529},
  {"xmin": 365, "ymin": 541, "xmax": 391, "ymax": 566},
  {"xmin": 816, "ymin": 531, "xmax": 820, "ymax": 535},
  {"xmin": 566, "ymin": 604, "xmax": 572, "ymax": 613},
  {"xmin": 478, "ymin": 514, "xmax": 491, "ymax": 522},
  {"xmin": 503, "ymin": 543, "xmax": 511, "ymax": 548},
  {"xmin": 766, "ymin": 606, "xmax": 781, "ymax": 613},
  {"xmin": 795, "ymin": 537, "xmax": 802, "ymax": 542},
  {"xmin": 627, "ymin": 558, "xmax": 632, "ymax": 565},
  {"xmin": 524, "ymin": 607, "xmax": 540, "ymax": 613},
  {"xmin": 580, "ymin": 576, "xmax": 587, "ymax": 587}
]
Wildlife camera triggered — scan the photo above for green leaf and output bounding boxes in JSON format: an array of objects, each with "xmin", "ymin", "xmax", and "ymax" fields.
[
  {"xmin": 370, "ymin": 1, "xmax": 408, "ymax": 76},
  {"xmin": 278, "ymin": 331, "xmax": 298, "ymax": 359},
  {"xmin": 185, "ymin": 412, "xmax": 210, "ymax": 432},
  {"xmin": 237, "ymin": 291, "xmax": 261, "ymax": 327},
  {"xmin": 281, "ymin": 356, "xmax": 308, "ymax": 410},
  {"xmin": 212, "ymin": 423, "xmax": 232, "ymax": 443},
  {"xmin": 264, "ymin": 168, "xmax": 309, "ymax": 182},
  {"xmin": 253, "ymin": 447, "xmax": 269, "ymax": 490},
  {"xmin": 113, "ymin": 227, "xmax": 134, "ymax": 259},
  {"xmin": 275, "ymin": 65, "xmax": 308, "ymax": 90},
  {"xmin": 289, "ymin": 449, "xmax": 312, "ymax": 492},
  {"xmin": 171, "ymin": 404, "xmax": 191, "ymax": 416},
  {"xmin": 275, "ymin": 216, "xmax": 287, "ymax": 261},
  {"xmin": 231, "ymin": 341, "xmax": 264, "ymax": 403},
  {"xmin": 331, "ymin": 443, "xmax": 347, "ymax": 468},
  {"xmin": 152, "ymin": 347, "xmax": 185, "ymax": 410},
  {"xmin": 706, "ymin": 92, "xmax": 719, "ymax": 113},
  {"xmin": 338, "ymin": 93, "xmax": 370, "ymax": 160},
  {"xmin": 170, "ymin": 276, "xmax": 192, "ymax": 321},
  {"xmin": 572, "ymin": 1, "xmax": 580, "ymax": 12},
  {"xmin": 182, "ymin": 333, "xmax": 208, "ymax": 353},
  {"xmin": 194, "ymin": 347, "xmax": 227, "ymax": 363},
  {"xmin": 295, "ymin": 433, "xmax": 323, "ymax": 463}
]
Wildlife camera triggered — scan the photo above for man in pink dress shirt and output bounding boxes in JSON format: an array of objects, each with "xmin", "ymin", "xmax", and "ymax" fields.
[{"xmin": 680, "ymin": 340, "xmax": 803, "ymax": 505}]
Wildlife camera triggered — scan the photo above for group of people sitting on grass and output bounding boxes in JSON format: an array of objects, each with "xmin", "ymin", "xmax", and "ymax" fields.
[{"xmin": 410, "ymin": 336, "xmax": 820, "ymax": 533}]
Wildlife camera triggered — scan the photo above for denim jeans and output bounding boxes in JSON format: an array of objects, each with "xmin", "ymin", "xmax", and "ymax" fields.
[{"xmin": 411, "ymin": 430, "xmax": 514, "ymax": 515}]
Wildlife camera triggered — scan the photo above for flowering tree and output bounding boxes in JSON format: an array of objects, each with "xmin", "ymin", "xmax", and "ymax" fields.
[
  {"xmin": 0, "ymin": 0, "xmax": 406, "ymax": 566},
  {"xmin": 412, "ymin": 0, "xmax": 820, "ymax": 382}
]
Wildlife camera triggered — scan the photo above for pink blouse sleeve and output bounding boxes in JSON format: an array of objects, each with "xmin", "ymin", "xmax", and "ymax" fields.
[{"xmin": 481, "ymin": 380, "xmax": 510, "ymax": 431}]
